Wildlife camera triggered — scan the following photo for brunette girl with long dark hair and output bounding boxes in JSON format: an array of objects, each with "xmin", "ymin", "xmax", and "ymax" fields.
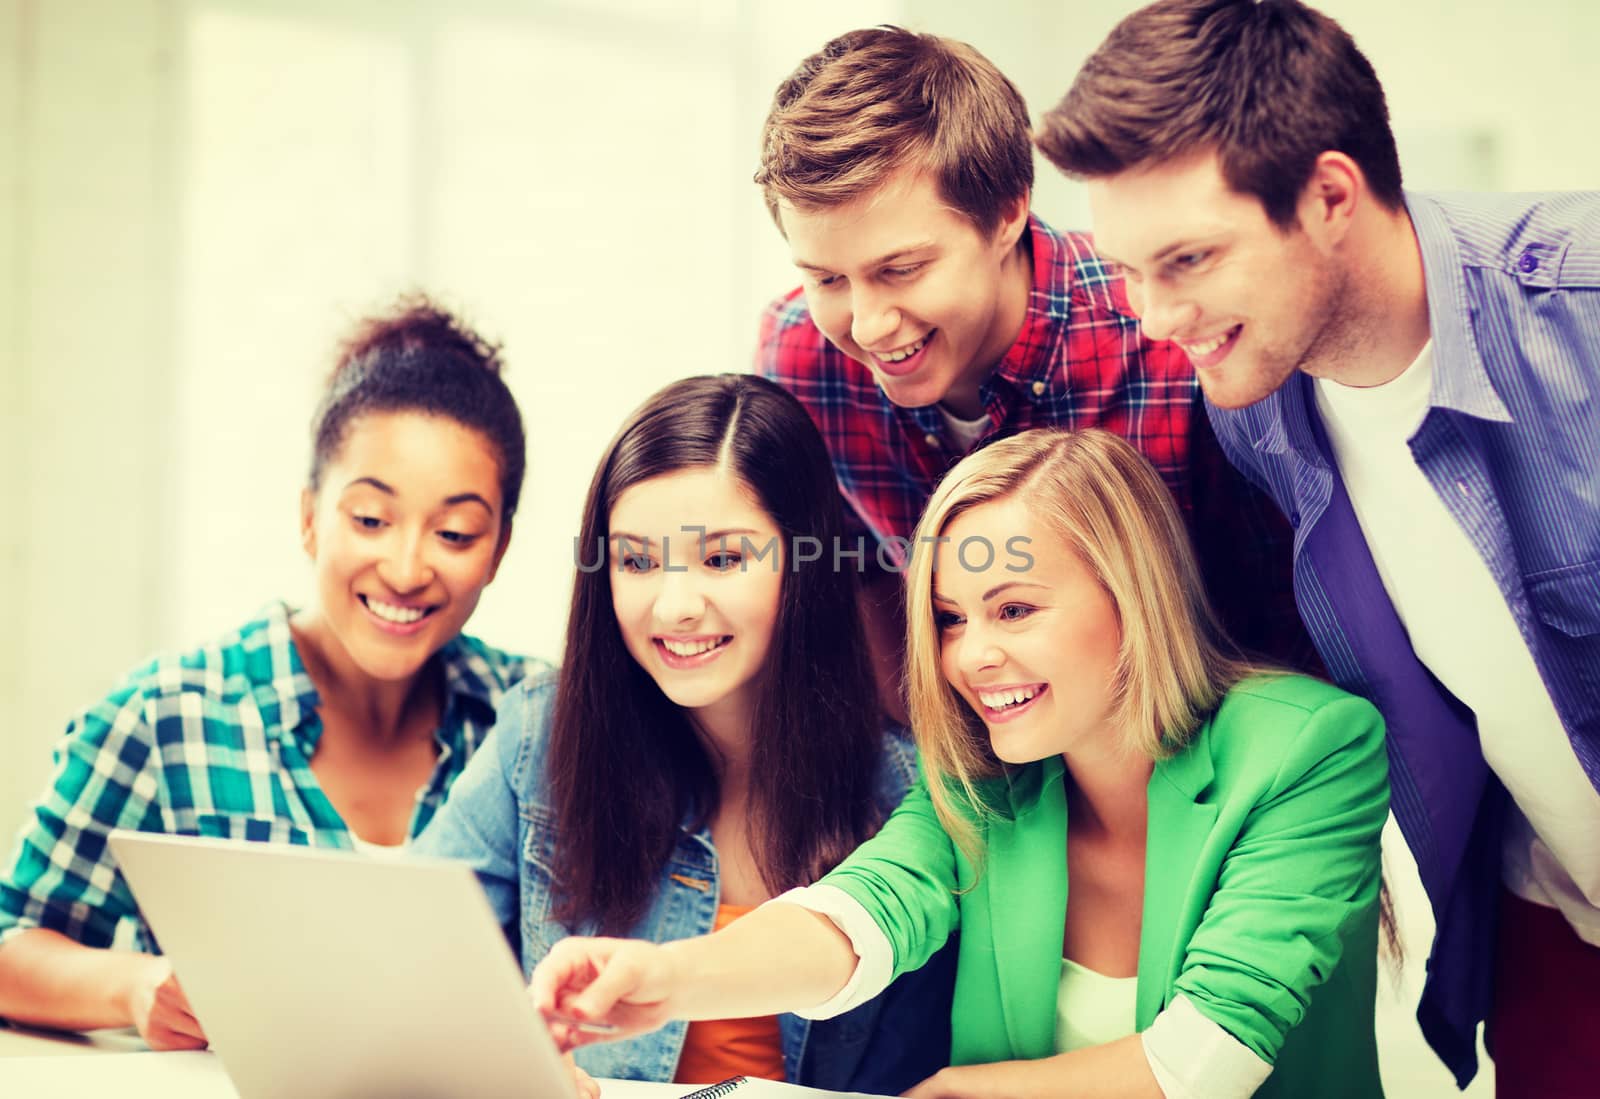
[{"xmin": 416, "ymin": 373, "xmax": 952, "ymax": 1091}]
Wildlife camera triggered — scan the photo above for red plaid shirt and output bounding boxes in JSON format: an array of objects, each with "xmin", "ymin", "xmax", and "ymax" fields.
[{"xmin": 757, "ymin": 215, "xmax": 1316, "ymax": 669}]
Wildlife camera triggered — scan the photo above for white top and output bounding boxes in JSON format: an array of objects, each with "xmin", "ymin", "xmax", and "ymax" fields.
[
  {"xmin": 775, "ymin": 885, "xmax": 1271, "ymax": 1099},
  {"xmin": 939, "ymin": 403, "xmax": 991, "ymax": 452},
  {"xmin": 350, "ymin": 835, "xmax": 408, "ymax": 857},
  {"xmin": 1314, "ymin": 341, "xmax": 1600, "ymax": 944},
  {"xmin": 1055, "ymin": 956, "xmax": 1137, "ymax": 1054}
]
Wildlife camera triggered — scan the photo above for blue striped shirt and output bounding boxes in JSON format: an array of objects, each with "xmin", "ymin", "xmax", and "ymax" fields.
[
  {"xmin": 0, "ymin": 602, "xmax": 536, "ymax": 953},
  {"xmin": 1206, "ymin": 190, "xmax": 1600, "ymax": 1087}
]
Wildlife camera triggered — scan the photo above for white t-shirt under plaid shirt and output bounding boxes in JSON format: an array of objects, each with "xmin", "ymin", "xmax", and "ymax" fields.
[{"xmin": 0, "ymin": 602, "xmax": 534, "ymax": 952}]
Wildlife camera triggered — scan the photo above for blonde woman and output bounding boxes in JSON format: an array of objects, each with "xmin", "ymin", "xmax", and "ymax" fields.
[{"xmin": 530, "ymin": 428, "xmax": 1389, "ymax": 1099}]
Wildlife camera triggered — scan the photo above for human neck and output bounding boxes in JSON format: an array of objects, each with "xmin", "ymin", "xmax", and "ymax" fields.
[
  {"xmin": 688, "ymin": 693, "xmax": 757, "ymax": 801},
  {"xmin": 941, "ymin": 230, "xmax": 1034, "ymax": 419},
  {"xmin": 290, "ymin": 608, "xmax": 435, "ymax": 746},
  {"xmin": 1062, "ymin": 737, "xmax": 1153, "ymax": 842},
  {"xmin": 1310, "ymin": 205, "xmax": 1432, "ymax": 390}
]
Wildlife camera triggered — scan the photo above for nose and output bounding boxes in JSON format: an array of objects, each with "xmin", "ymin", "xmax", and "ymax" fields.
[
  {"xmin": 377, "ymin": 529, "xmax": 434, "ymax": 594},
  {"xmin": 1133, "ymin": 280, "xmax": 1199, "ymax": 344},
  {"xmin": 954, "ymin": 619, "xmax": 1005, "ymax": 683},
  {"xmin": 849, "ymin": 283, "xmax": 900, "ymax": 351},
  {"xmin": 653, "ymin": 564, "xmax": 707, "ymax": 626}
]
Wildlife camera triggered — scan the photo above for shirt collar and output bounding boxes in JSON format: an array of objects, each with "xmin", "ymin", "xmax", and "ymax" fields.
[
  {"xmin": 252, "ymin": 601, "xmax": 322, "ymax": 746},
  {"xmin": 983, "ymin": 217, "xmax": 1078, "ymax": 392},
  {"xmin": 1405, "ymin": 191, "xmax": 1513, "ymax": 424},
  {"xmin": 254, "ymin": 601, "xmax": 500, "ymax": 753},
  {"xmin": 434, "ymin": 635, "xmax": 507, "ymax": 733}
]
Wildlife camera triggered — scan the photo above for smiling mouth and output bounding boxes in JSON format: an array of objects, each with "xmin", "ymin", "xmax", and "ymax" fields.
[
  {"xmin": 874, "ymin": 330, "xmax": 934, "ymax": 363},
  {"xmin": 976, "ymin": 683, "xmax": 1048, "ymax": 721},
  {"xmin": 654, "ymin": 636, "xmax": 732, "ymax": 666},
  {"xmin": 1177, "ymin": 325, "xmax": 1241, "ymax": 366},
  {"xmin": 360, "ymin": 595, "xmax": 437, "ymax": 626},
  {"xmin": 869, "ymin": 329, "xmax": 938, "ymax": 376}
]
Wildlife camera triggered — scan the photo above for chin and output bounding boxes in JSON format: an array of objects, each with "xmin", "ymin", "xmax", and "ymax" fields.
[
  {"xmin": 868, "ymin": 356, "xmax": 952, "ymax": 405},
  {"xmin": 344, "ymin": 637, "xmax": 438, "ymax": 683},
  {"xmin": 1196, "ymin": 368, "xmax": 1280, "ymax": 411}
]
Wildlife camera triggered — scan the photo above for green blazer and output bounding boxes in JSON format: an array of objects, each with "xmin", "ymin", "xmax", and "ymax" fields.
[{"xmin": 822, "ymin": 675, "xmax": 1389, "ymax": 1099}]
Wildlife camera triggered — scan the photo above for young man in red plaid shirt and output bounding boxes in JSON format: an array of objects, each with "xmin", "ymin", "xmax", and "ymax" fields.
[{"xmin": 754, "ymin": 27, "xmax": 1312, "ymax": 711}]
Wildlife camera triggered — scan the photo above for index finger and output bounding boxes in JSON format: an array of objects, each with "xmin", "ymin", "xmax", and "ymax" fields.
[{"xmin": 529, "ymin": 936, "xmax": 616, "ymax": 1014}]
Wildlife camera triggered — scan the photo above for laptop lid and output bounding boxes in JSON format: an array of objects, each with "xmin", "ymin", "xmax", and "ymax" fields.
[{"xmin": 108, "ymin": 830, "xmax": 576, "ymax": 1099}]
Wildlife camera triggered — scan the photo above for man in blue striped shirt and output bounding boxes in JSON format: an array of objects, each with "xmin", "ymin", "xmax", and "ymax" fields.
[{"xmin": 1037, "ymin": 1, "xmax": 1599, "ymax": 1095}]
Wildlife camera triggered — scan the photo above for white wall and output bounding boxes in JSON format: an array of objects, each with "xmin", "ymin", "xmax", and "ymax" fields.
[
  {"xmin": 8, "ymin": 0, "xmax": 180, "ymax": 831},
  {"xmin": 4, "ymin": 1, "xmax": 1595, "ymax": 1090}
]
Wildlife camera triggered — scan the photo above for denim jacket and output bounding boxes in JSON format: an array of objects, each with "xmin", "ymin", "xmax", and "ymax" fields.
[{"xmin": 414, "ymin": 668, "xmax": 954, "ymax": 1091}]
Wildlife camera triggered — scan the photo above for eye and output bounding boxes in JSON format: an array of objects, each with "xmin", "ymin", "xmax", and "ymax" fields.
[
  {"xmin": 438, "ymin": 530, "xmax": 479, "ymax": 547},
  {"xmin": 612, "ymin": 546, "xmax": 656, "ymax": 573},
  {"xmin": 705, "ymin": 551, "xmax": 742, "ymax": 571},
  {"xmin": 814, "ymin": 273, "xmax": 844, "ymax": 289},
  {"xmin": 881, "ymin": 263, "xmax": 924, "ymax": 279},
  {"xmin": 352, "ymin": 514, "xmax": 386, "ymax": 531},
  {"xmin": 1170, "ymin": 250, "xmax": 1210, "ymax": 271},
  {"xmin": 997, "ymin": 603, "xmax": 1035, "ymax": 622},
  {"xmin": 934, "ymin": 609, "xmax": 964, "ymax": 631}
]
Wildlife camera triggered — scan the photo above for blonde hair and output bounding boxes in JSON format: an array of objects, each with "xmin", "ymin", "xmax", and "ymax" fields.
[
  {"xmin": 754, "ymin": 26, "xmax": 1032, "ymax": 235},
  {"xmin": 905, "ymin": 429, "xmax": 1263, "ymax": 857}
]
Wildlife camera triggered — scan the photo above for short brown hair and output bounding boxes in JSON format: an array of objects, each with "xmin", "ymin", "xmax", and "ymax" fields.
[
  {"xmin": 1036, "ymin": 0, "xmax": 1403, "ymax": 228},
  {"xmin": 755, "ymin": 26, "xmax": 1033, "ymax": 235}
]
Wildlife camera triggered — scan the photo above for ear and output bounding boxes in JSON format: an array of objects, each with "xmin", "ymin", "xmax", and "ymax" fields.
[
  {"xmin": 994, "ymin": 189, "xmax": 1032, "ymax": 252},
  {"xmin": 1298, "ymin": 152, "xmax": 1362, "ymax": 246},
  {"xmin": 485, "ymin": 519, "xmax": 513, "ymax": 585},
  {"xmin": 300, "ymin": 487, "xmax": 318, "ymax": 559}
]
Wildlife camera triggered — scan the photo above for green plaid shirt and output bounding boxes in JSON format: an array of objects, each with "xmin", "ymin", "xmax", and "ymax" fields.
[{"xmin": 0, "ymin": 602, "xmax": 537, "ymax": 952}]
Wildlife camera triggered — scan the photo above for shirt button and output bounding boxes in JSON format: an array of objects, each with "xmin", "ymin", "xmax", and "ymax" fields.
[
  {"xmin": 1031, "ymin": 380, "xmax": 1046, "ymax": 396},
  {"xmin": 1289, "ymin": 510, "xmax": 1301, "ymax": 528},
  {"xmin": 1518, "ymin": 250, "xmax": 1539, "ymax": 274},
  {"xmin": 924, "ymin": 432, "xmax": 941, "ymax": 448}
]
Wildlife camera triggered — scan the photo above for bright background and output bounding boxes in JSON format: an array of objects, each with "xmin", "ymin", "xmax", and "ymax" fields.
[{"xmin": 4, "ymin": 1, "xmax": 1597, "ymax": 1090}]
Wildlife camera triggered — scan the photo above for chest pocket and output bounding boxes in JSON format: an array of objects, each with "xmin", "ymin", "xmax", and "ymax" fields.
[
  {"xmin": 190, "ymin": 813, "xmax": 315, "ymax": 846},
  {"xmin": 1526, "ymin": 560, "xmax": 1600, "ymax": 638}
]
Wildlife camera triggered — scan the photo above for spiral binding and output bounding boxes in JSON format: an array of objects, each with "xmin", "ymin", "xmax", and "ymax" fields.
[{"xmin": 679, "ymin": 1075, "xmax": 750, "ymax": 1099}]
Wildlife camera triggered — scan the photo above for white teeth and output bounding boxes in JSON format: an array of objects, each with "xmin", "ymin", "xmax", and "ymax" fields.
[
  {"xmin": 879, "ymin": 332, "xmax": 931, "ymax": 363},
  {"xmin": 367, "ymin": 598, "xmax": 426, "ymax": 624},
  {"xmin": 1182, "ymin": 329, "xmax": 1234, "ymax": 357},
  {"xmin": 661, "ymin": 637, "xmax": 728, "ymax": 657},
  {"xmin": 979, "ymin": 685, "xmax": 1041, "ymax": 710}
]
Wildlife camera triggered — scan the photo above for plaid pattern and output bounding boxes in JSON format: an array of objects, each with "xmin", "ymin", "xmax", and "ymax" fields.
[
  {"xmin": 0, "ymin": 602, "xmax": 534, "ymax": 952},
  {"xmin": 757, "ymin": 214, "xmax": 1314, "ymax": 668}
]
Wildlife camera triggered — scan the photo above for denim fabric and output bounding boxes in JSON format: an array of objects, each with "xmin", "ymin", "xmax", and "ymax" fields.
[{"xmin": 415, "ymin": 668, "xmax": 954, "ymax": 1090}]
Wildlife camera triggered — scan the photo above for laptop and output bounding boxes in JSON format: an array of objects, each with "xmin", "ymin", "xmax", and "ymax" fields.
[{"xmin": 107, "ymin": 830, "xmax": 578, "ymax": 1099}]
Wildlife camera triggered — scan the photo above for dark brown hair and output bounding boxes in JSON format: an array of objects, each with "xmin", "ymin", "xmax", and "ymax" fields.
[
  {"xmin": 1036, "ymin": 0, "xmax": 1403, "ymax": 228},
  {"xmin": 755, "ymin": 26, "xmax": 1033, "ymax": 235},
  {"xmin": 309, "ymin": 294, "xmax": 526, "ymax": 522},
  {"xmin": 548, "ymin": 374, "xmax": 885, "ymax": 933}
]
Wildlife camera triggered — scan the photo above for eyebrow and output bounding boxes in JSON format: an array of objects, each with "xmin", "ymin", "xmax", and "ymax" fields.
[
  {"xmin": 932, "ymin": 581, "xmax": 1048, "ymax": 606},
  {"xmin": 794, "ymin": 241, "xmax": 938, "ymax": 274},
  {"xmin": 981, "ymin": 580, "xmax": 1047, "ymax": 602},
  {"xmin": 343, "ymin": 477, "xmax": 495, "ymax": 514},
  {"xmin": 610, "ymin": 528, "xmax": 760, "ymax": 545},
  {"xmin": 1101, "ymin": 235, "xmax": 1223, "ymax": 270}
]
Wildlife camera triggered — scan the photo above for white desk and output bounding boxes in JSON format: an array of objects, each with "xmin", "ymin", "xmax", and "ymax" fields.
[{"xmin": 0, "ymin": 1023, "xmax": 854, "ymax": 1097}]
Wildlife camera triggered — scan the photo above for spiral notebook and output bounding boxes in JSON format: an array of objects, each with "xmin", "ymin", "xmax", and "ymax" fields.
[{"xmin": 678, "ymin": 1077, "xmax": 890, "ymax": 1099}]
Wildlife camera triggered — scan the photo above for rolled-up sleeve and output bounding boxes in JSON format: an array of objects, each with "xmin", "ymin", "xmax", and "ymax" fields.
[{"xmin": 1171, "ymin": 695, "xmax": 1389, "ymax": 1063}]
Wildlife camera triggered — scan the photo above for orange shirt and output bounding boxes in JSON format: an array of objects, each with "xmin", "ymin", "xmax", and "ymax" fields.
[{"xmin": 672, "ymin": 903, "xmax": 787, "ymax": 1085}]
